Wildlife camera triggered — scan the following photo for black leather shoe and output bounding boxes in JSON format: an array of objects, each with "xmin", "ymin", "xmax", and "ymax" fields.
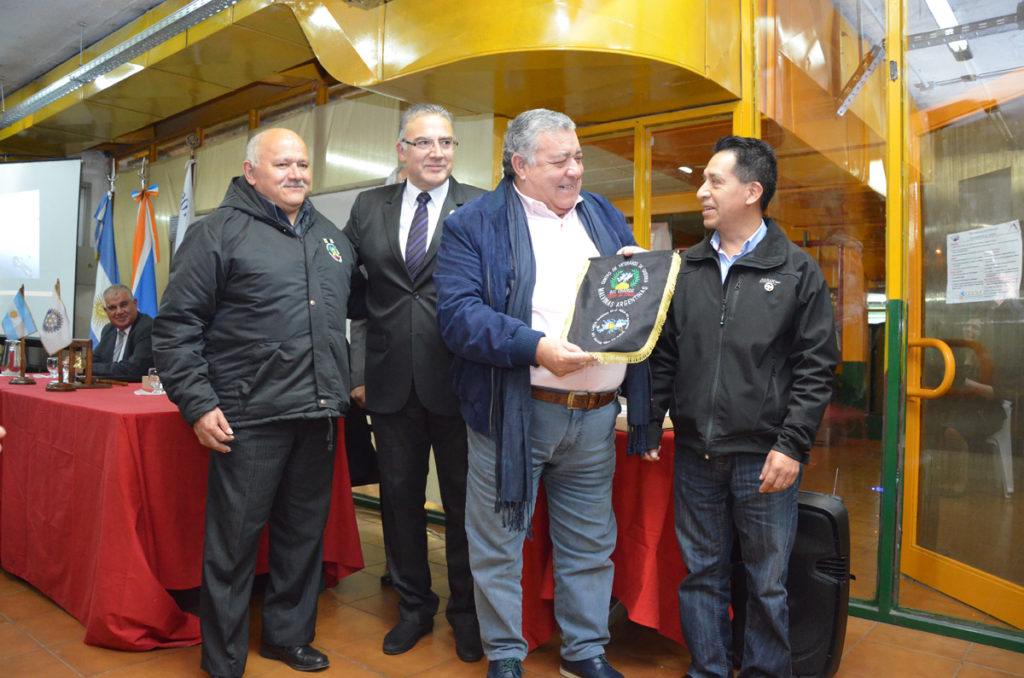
[
  {"xmin": 258, "ymin": 643, "xmax": 329, "ymax": 671},
  {"xmin": 452, "ymin": 622, "xmax": 483, "ymax": 662},
  {"xmin": 559, "ymin": 654, "xmax": 623, "ymax": 678},
  {"xmin": 382, "ymin": 618, "xmax": 433, "ymax": 654},
  {"xmin": 487, "ymin": 658, "xmax": 524, "ymax": 678}
]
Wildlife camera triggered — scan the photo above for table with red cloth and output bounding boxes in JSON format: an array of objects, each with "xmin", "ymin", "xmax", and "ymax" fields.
[
  {"xmin": 0, "ymin": 379, "xmax": 364, "ymax": 650},
  {"xmin": 521, "ymin": 429, "xmax": 686, "ymax": 649}
]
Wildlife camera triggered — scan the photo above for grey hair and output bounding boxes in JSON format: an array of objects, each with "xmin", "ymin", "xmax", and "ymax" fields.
[
  {"xmin": 502, "ymin": 109, "xmax": 576, "ymax": 178},
  {"xmin": 398, "ymin": 103, "xmax": 454, "ymax": 141},
  {"xmin": 103, "ymin": 283, "xmax": 134, "ymax": 301},
  {"xmin": 245, "ymin": 129, "xmax": 271, "ymax": 167},
  {"xmin": 245, "ymin": 128, "xmax": 307, "ymax": 167}
]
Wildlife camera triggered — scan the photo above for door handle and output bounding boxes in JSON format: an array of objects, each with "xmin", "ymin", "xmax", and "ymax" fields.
[{"xmin": 907, "ymin": 337, "xmax": 955, "ymax": 399}]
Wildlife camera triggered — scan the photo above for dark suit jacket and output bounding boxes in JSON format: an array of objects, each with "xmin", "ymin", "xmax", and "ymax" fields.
[
  {"xmin": 93, "ymin": 312, "xmax": 155, "ymax": 380},
  {"xmin": 344, "ymin": 177, "xmax": 484, "ymax": 415}
]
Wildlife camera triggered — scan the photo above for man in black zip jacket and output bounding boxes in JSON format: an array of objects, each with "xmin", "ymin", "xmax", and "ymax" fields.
[
  {"xmin": 153, "ymin": 128, "xmax": 361, "ymax": 678},
  {"xmin": 645, "ymin": 136, "xmax": 838, "ymax": 678}
]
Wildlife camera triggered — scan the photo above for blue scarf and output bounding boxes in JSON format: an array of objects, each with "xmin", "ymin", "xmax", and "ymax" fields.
[{"xmin": 493, "ymin": 177, "xmax": 651, "ymax": 532}]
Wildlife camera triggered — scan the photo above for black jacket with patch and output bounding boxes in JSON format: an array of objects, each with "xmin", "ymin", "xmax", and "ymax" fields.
[
  {"xmin": 153, "ymin": 176, "xmax": 360, "ymax": 427},
  {"xmin": 648, "ymin": 218, "xmax": 839, "ymax": 463}
]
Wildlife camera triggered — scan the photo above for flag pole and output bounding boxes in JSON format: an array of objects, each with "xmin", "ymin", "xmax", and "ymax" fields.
[
  {"xmin": 9, "ymin": 284, "xmax": 35, "ymax": 385},
  {"xmin": 9, "ymin": 339, "xmax": 34, "ymax": 385}
]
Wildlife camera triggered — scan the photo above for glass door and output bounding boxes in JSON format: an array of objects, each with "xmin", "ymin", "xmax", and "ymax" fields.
[{"xmin": 902, "ymin": 0, "xmax": 1024, "ymax": 630}]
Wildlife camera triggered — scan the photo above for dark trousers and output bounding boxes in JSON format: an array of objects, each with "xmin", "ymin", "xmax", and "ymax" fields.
[
  {"xmin": 199, "ymin": 418, "xmax": 336, "ymax": 677},
  {"xmin": 372, "ymin": 389, "xmax": 475, "ymax": 628},
  {"xmin": 674, "ymin": 452, "xmax": 799, "ymax": 678}
]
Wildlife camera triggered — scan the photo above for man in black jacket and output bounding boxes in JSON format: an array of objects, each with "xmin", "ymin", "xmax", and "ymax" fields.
[
  {"xmin": 92, "ymin": 284, "xmax": 153, "ymax": 380},
  {"xmin": 343, "ymin": 103, "xmax": 484, "ymax": 661},
  {"xmin": 646, "ymin": 136, "xmax": 838, "ymax": 678},
  {"xmin": 153, "ymin": 128, "xmax": 360, "ymax": 678}
]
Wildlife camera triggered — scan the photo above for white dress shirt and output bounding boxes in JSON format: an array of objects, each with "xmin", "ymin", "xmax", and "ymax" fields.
[{"xmin": 514, "ymin": 185, "xmax": 627, "ymax": 393}]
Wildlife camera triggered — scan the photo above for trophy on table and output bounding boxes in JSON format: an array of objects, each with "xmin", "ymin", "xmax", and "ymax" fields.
[{"xmin": 46, "ymin": 339, "xmax": 110, "ymax": 391}]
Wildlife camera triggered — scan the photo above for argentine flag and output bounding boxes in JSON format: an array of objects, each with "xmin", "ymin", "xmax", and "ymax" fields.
[
  {"xmin": 131, "ymin": 184, "xmax": 160, "ymax": 318},
  {"xmin": 90, "ymin": 191, "xmax": 119, "ymax": 346},
  {"xmin": 2, "ymin": 286, "xmax": 36, "ymax": 339}
]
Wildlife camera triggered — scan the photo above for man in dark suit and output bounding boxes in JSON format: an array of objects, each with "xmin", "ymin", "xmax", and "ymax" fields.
[
  {"xmin": 344, "ymin": 103, "xmax": 485, "ymax": 662},
  {"xmin": 93, "ymin": 283, "xmax": 154, "ymax": 380}
]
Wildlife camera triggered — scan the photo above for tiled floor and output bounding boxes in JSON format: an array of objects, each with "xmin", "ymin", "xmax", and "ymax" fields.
[{"xmin": 1, "ymin": 506, "xmax": 1022, "ymax": 678}]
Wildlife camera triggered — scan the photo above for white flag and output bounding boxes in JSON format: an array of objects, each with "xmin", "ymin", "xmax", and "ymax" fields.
[
  {"xmin": 173, "ymin": 159, "xmax": 195, "ymax": 253},
  {"xmin": 40, "ymin": 282, "xmax": 73, "ymax": 355}
]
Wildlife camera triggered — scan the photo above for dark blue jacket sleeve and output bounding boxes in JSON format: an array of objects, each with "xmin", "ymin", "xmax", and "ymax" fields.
[{"xmin": 434, "ymin": 205, "xmax": 544, "ymax": 369}]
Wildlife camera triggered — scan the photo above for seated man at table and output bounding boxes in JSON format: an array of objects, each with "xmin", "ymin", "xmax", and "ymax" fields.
[
  {"xmin": 92, "ymin": 284, "xmax": 154, "ymax": 381},
  {"xmin": 153, "ymin": 128, "xmax": 360, "ymax": 678}
]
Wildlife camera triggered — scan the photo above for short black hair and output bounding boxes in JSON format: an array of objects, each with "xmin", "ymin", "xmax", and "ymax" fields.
[{"xmin": 712, "ymin": 135, "xmax": 777, "ymax": 212}]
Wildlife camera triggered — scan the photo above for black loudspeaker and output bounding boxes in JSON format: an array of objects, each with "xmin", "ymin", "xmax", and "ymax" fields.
[{"xmin": 732, "ymin": 490, "xmax": 851, "ymax": 678}]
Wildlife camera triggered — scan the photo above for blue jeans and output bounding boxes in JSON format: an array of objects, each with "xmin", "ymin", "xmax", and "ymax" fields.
[
  {"xmin": 674, "ymin": 451, "xmax": 799, "ymax": 678},
  {"xmin": 465, "ymin": 398, "xmax": 619, "ymax": 662}
]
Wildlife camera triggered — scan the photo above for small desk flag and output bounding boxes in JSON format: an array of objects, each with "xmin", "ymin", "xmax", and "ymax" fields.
[
  {"xmin": 2, "ymin": 285, "xmax": 36, "ymax": 339},
  {"xmin": 40, "ymin": 281, "xmax": 73, "ymax": 355}
]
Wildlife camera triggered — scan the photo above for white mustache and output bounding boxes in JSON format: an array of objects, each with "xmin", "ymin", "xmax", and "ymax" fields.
[{"xmin": 281, "ymin": 181, "xmax": 308, "ymax": 189}]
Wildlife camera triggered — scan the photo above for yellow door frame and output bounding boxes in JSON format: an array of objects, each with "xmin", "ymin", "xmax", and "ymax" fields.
[{"xmin": 578, "ymin": 102, "xmax": 743, "ymax": 248}]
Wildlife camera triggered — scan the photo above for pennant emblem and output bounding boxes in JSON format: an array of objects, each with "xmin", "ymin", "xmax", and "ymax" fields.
[
  {"xmin": 598, "ymin": 260, "xmax": 650, "ymax": 308},
  {"xmin": 591, "ymin": 309, "xmax": 631, "ymax": 345},
  {"xmin": 325, "ymin": 241, "xmax": 343, "ymax": 263}
]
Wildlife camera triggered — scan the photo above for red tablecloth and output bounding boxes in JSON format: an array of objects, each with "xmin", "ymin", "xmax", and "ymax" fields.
[
  {"xmin": 521, "ymin": 430, "xmax": 686, "ymax": 648},
  {"xmin": 0, "ymin": 379, "xmax": 363, "ymax": 650}
]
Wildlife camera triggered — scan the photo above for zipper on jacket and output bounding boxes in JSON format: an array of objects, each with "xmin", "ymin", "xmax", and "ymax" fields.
[{"xmin": 705, "ymin": 273, "xmax": 742, "ymax": 453}]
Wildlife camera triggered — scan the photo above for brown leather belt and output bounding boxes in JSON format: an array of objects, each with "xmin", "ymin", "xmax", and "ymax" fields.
[{"xmin": 530, "ymin": 386, "xmax": 618, "ymax": 411}]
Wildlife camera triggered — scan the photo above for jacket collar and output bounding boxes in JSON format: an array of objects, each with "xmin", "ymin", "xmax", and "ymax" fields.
[{"xmin": 686, "ymin": 217, "xmax": 788, "ymax": 270}]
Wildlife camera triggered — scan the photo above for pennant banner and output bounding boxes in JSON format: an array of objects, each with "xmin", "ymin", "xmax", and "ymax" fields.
[
  {"xmin": 40, "ymin": 281, "xmax": 73, "ymax": 355},
  {"xmin": 2, "ymin": 285, "xmax": 37, "ymax": 339},
  {"xmin": 131, "ymin": 184, "xmax": 160, "ymax": 318},
  {"xmin": 562, "ymin": 250, "xmax": 680, "ymax": 364},
  {"xmin": 91, "ymin": 191, "xmax": 120, "ymax": 346}
]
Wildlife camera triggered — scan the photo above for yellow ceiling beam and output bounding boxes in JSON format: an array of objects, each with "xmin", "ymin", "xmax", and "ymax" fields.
[{"xmin": 283, "ymin": 0, "xmax": 741, "ymax": 121}]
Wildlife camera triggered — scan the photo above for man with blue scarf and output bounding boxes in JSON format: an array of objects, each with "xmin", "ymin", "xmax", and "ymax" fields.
[{"xmin": 436, "ymin": 109, "xmax": 650, "ymax": 678}]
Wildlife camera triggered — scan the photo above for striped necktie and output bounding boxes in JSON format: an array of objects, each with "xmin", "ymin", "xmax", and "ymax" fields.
[
  {"xmin": 405, "ymin": 191, "xmax": 431, "ymax": 279},
  {"xmin": 113, "ymin": 329, "xmax": 128, "ymax": 362}
]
